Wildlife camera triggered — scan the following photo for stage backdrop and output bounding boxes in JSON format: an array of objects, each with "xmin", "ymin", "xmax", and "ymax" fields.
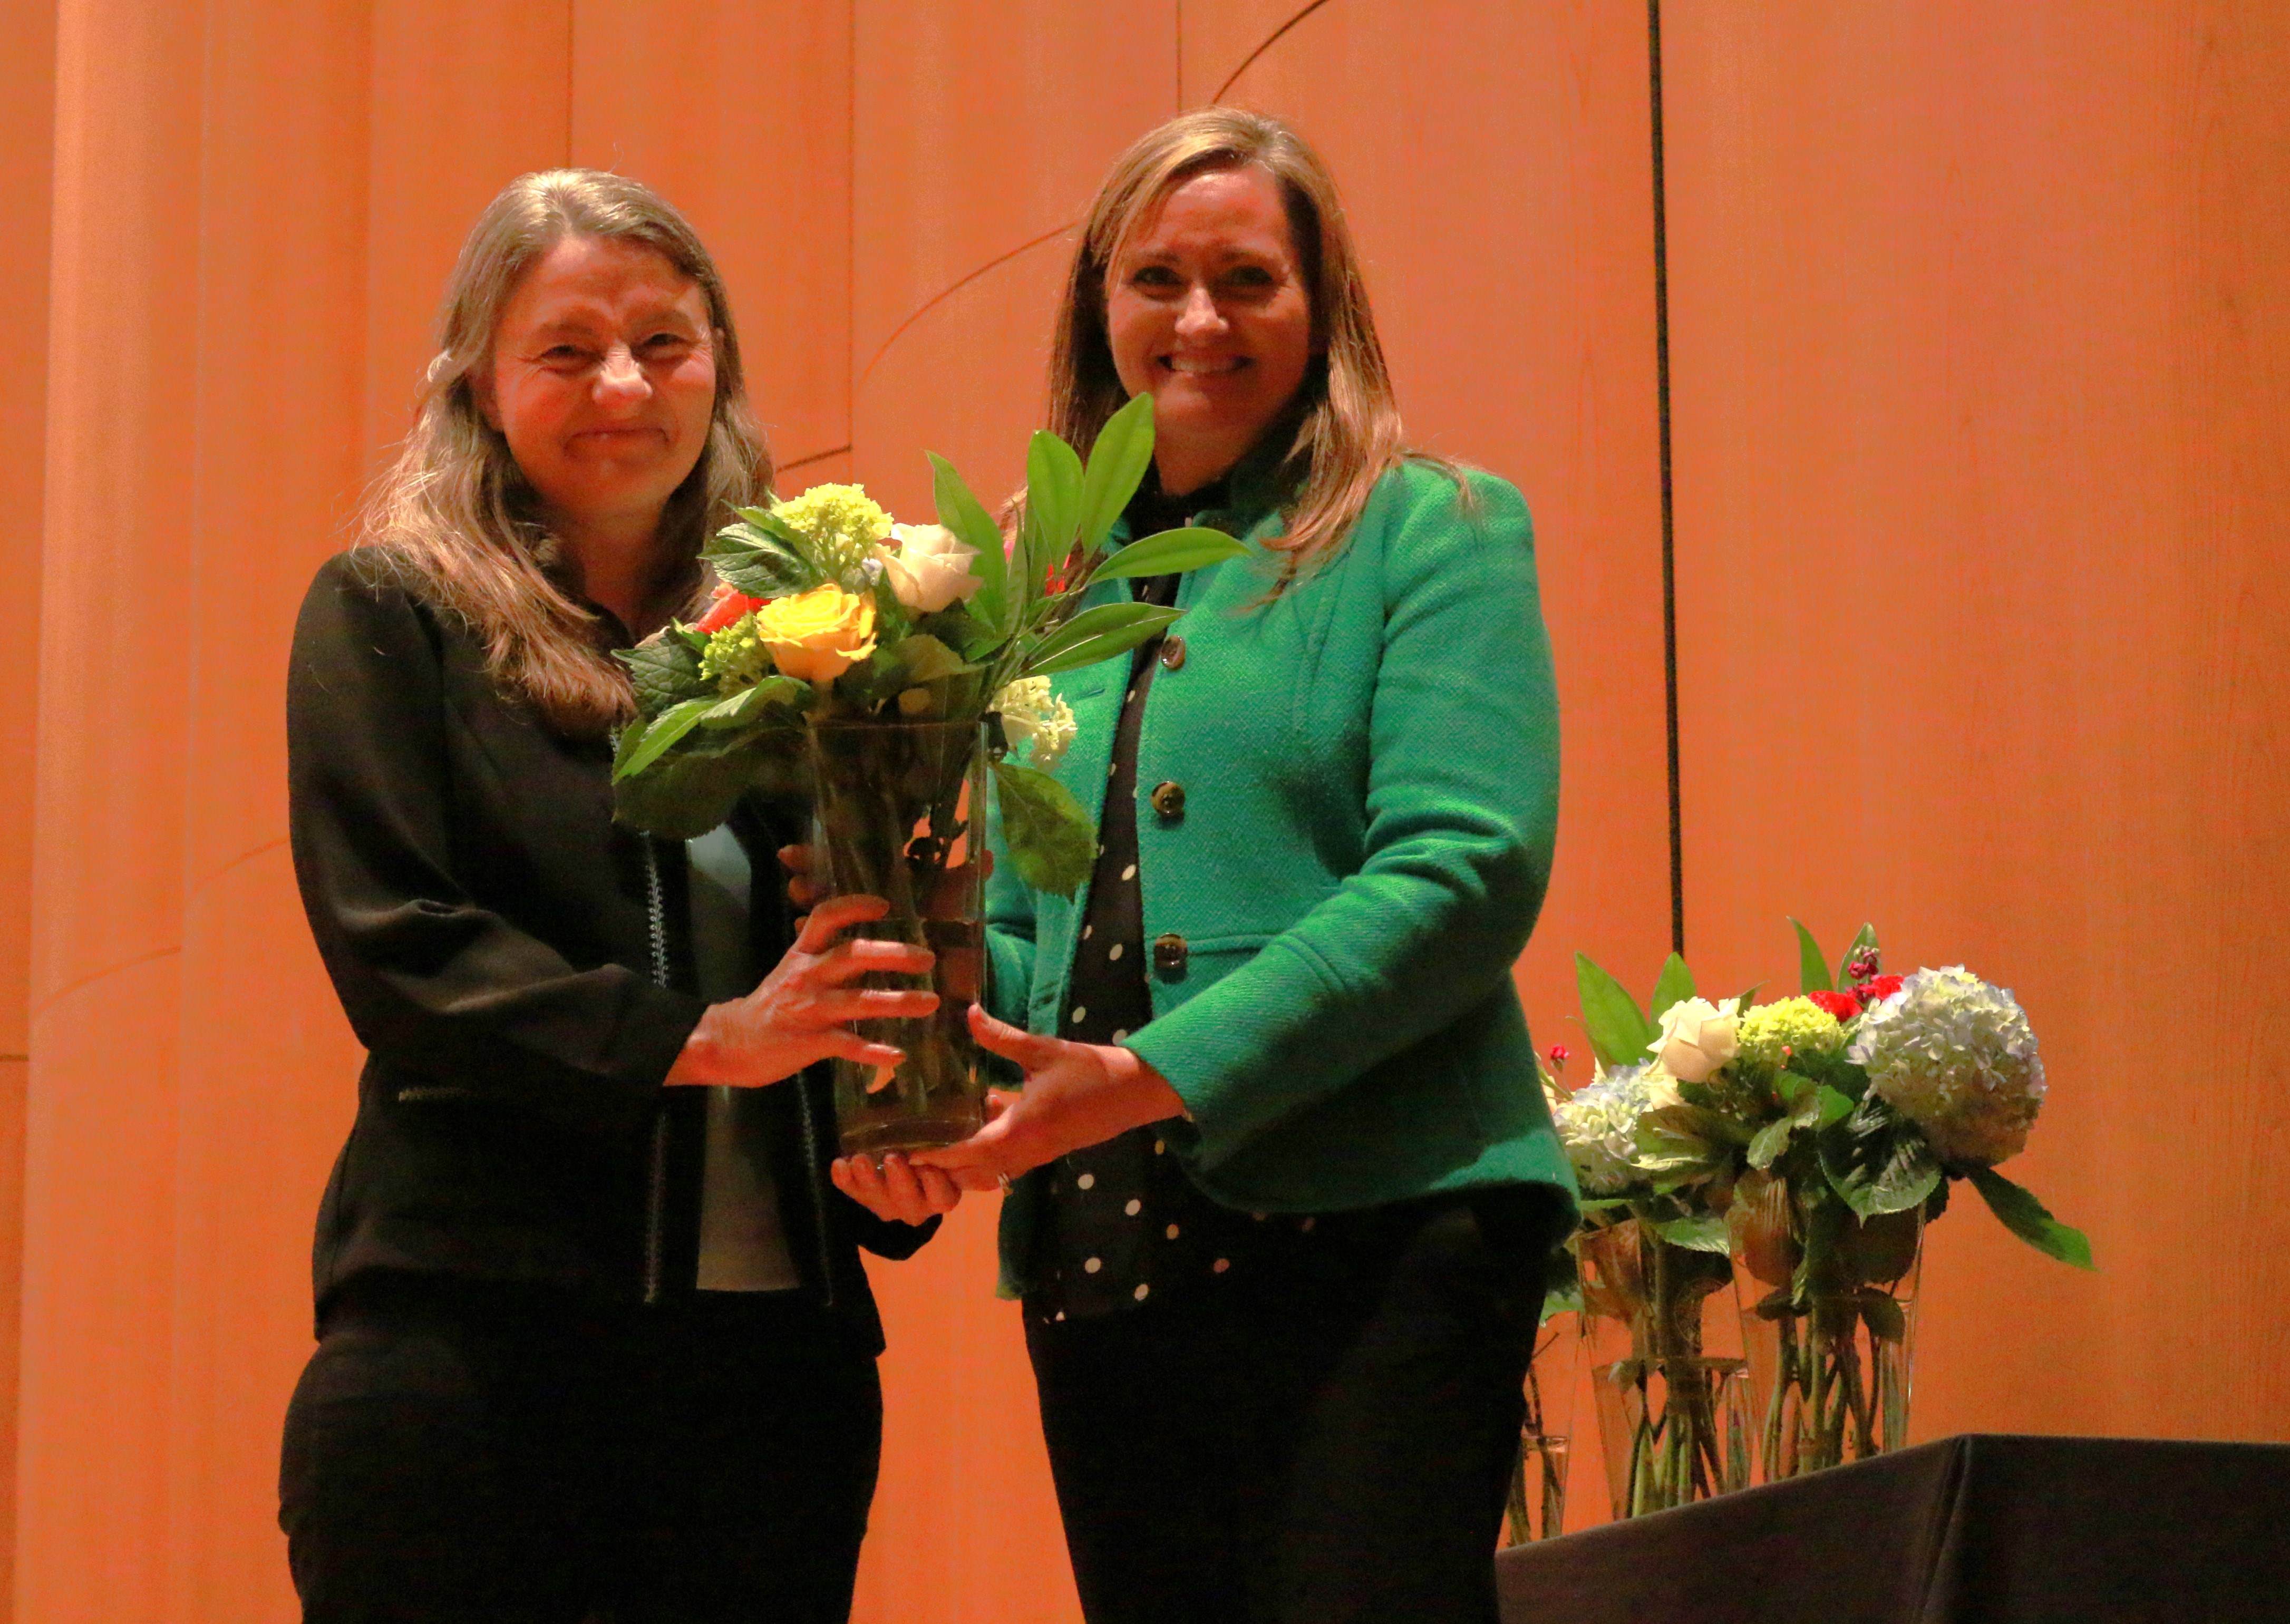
[{"xmin": 0, "ymin": 3, "xmax": 2281, "ymax": 1622}]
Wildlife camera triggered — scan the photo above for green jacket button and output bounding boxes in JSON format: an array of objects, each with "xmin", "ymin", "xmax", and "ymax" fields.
[
  {"xmin": 1150, "ymin": 781, "xmax": 1186, "ymax": 820},
  {"xmin": 1159, "ymin": 636, "xmax": 1187, "ymax": 671},
  {"xmin": 1152, "ymin": 933, "xmax": 1188, "ymax": 977}
]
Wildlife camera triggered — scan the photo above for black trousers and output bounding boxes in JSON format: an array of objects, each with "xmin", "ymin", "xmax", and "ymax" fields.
[
  {"xmin": 278, "ymin": 1273, "xmax": 882, "ymax": 1624},
  {"xmin": 1026, "ymin": 1189, "xmax": 1555, "ymax": 1624}
]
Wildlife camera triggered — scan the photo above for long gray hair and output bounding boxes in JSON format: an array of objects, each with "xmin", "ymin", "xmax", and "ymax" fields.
[{"xmin": 357, "ymin": 169, "xmax": 770, "ymax": 735}]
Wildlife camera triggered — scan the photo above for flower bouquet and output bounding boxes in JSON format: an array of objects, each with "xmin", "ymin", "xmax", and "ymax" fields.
[
  {"xmin": 1546, "ymin": 961, "xmax": 1756, "ymax": 1518},
  {"xmin": 1568, "ymin": 922, "xmax": 2093, "ymax": 1486},
  {"xmin": 611, "ymin": 395, "xmax": 1247, "ymax": 1155}
]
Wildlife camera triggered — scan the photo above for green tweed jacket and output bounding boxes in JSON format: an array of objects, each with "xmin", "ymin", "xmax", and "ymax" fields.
[{"xmin": 984, "ymin": 458, "xmax": 1577, "ymax": 1294}]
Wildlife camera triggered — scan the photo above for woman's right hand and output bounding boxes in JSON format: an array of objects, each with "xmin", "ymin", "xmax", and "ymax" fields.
[{"xmin": 664, "ymin": 893, "xmax": 937, "ymax": 1088}]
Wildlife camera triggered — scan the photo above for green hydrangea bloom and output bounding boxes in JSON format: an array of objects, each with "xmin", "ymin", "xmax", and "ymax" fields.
[
  {"xmin": 701, "ymin": 613, "xmax": 772, "ymax": 694},
  {"xmin": 1736, "ymin": 997, "xmax": 1845, "ymax": 1067},
  {"xmin": 771, "ymin": 483, "xmax": 892, "ymax": 577}
]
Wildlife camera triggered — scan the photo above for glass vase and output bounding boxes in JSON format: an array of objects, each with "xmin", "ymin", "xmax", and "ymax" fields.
[
  {"xmin": 1501, "ymin": 1316, "xmax": 1576, "ymax": 1546},
  {"xmin": 1578, "ymin": 1217, "xmax": 1753, "ymax": 1518},
  {"xmin": 806, "ymin": 716, "xmax": 988, "ymax": 1158},
  {"xmin": 1733, "ymin": 1175, "xmax": 1924, "ymax": 1480}
]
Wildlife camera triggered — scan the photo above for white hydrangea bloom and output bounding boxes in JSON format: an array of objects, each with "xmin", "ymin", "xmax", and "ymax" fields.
[
  {"xmin": 994, "ymin": 677, "xmax": 1077, "ymax": 771},
  {"xmin": 1553, "ymin": 1062, "xmax": 1663, "ymax": 1196},
  {"xmin": 1848, "ymin": 965, "xmax": 2046, "ymax": 1166}
]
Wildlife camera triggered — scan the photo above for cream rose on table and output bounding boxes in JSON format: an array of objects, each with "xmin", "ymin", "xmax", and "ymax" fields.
[
  {"xmin": 1654, "ymin": 995, "xmax": 1741, "ymax": 1083},
  {"xmin": 874, "ymin": 522, "xmax": 983, "ymax": 614}
]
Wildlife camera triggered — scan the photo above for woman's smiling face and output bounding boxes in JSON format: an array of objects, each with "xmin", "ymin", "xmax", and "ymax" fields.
[
  {"xmin": 477, "ymin": 234, "xmax": 718, "ymax": 540},
  {"xmin": 1104, "ymin": 164, "xmax": 1314, "ymax": 494}
]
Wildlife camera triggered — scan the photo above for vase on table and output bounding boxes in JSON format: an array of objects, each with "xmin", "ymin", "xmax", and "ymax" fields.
[
  {"xmin": 806, "ymin": 716, "xmax": 989, "ymax": 1158},
  {"xmin": 1578, "ymin": 1216, "xmax": 1753, "ymax": 1518},
  {"xmin": 1733, "ymin": 1171, "xmax": 1924, "ymax": 1480},
  {"xmin": 1502, "ymin": 1315, "xmax": 1576, "ymax": 1545}
]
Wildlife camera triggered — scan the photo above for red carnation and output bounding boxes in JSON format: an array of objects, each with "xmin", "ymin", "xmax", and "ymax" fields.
[
  {"xmin": 1807, "ymin": 989, "xmax": 1862, "ymax": 1022},
  {"xmin": 1859, "ymin": 974, "xmax": 1906, "ymax": 1004},
  {"xmin": 693, "ymin": 585, "xmax": 766, "ymax": 636}
]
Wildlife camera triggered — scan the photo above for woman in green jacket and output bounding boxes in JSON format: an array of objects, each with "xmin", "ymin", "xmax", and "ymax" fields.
[{"xmin": 915, "ymin": 109, "xmax": 1577, "ymax": 1623}]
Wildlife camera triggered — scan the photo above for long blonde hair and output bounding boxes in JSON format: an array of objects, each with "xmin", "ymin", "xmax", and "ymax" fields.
[
  {"xmin": 358, "ymin": 169, "xmax": 770, "ymax": 736},
  {"xmin": 1047, "ymin": 109, "xmax": 1416, "ymax": 577}
]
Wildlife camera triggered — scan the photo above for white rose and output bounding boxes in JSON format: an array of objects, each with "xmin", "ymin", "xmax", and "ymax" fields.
[
  {"xmin": 874, "ymin": 522, "xmax": 982, "ymax": 614},
  {"xmin": 1655, "ymin": 996, "xmax": 1741, "ymax": 1083}
]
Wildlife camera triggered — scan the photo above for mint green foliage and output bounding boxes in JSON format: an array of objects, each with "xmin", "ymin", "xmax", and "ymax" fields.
[
  {"xmin": 610, "ymin": 393, "xmax": 1249, "ymax": 896},
  {"xmin": 699, "ymin": 614, "xmax": 773, "ymax": 694}
]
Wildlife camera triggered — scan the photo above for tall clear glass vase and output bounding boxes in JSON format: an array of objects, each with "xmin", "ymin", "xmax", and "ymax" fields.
[
  {"xmin": 1734, "ymin": 1177, "xmax": 1924, "ymax": 1480},
  {"xmin": 806, "ymin": 717, "xmax": 988, "ymax": 1158},
  {"xmin": 1579, "ymin": 1217, "xmax": 1753, "ymax": 1518},
  {"xmin": 1501, "ymin": 1316, "xmax": 1576, "ymax": 1546}
]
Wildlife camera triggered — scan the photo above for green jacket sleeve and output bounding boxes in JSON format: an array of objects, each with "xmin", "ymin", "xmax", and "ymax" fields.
[{"xmin": 1128, "ymin": 473, "xmax": 1559, "ymax": 1167}]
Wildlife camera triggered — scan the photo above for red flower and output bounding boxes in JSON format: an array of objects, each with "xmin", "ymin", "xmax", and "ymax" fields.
[
  {"xmin": 1859, "ymin": 974, "xmax": 1906, "ymax": 1004},
  {"xmin": 1547, "ymin": 1044, "xmax": 1572, "ymax": 1071},
  {"xmin": 693, "ymin": 585, "xmax": 766, "ymax": 635},
  {"xmin": 1807, "ymin": 989, "xmax": 1862, "ymax": 1022}
]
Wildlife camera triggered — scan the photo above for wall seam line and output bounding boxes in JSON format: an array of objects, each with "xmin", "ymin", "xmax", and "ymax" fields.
[
  {"xmin": 1214, "ymin": 0, "xmax": 1341, "ymax": 101},
  {"xmin": 1648, "ymin": 0, "xmax": 1684, "ymax": 958}
]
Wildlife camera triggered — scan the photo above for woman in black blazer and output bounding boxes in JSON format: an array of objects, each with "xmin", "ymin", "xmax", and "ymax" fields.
[{"xmin": 278, "ymin": 169, "xmax": 956, "ymax": 1624}]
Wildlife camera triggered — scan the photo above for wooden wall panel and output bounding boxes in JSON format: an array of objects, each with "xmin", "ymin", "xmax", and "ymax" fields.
[
  {"xmin": 365, "ymin": 0, "xmax": 572, "ymax": 469},
  {"xmin": 1664, "ymin": 2, "xmax": 2290, "ymax": 1444},
  {"xmin": 163, "ymin": 4, "xmax": 372, "ymax": 1616},
  {"xmin": 17, "ymin": 0, "xmax": 204, "ymax": 1615},
  {"xmin": 852, "ymin": 1, "xmax": 1176, "ymax": 372},
  {"xmin": 572, "ymin": 0, "xmax": 853, "ymax": 468},
  {"xmin": 0, "ymin": 0, "xmax": 55, "ymax": 1613}
]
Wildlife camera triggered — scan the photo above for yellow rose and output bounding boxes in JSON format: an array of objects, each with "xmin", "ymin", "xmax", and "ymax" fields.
[{"xmin": 753, "ymin": 584, "xmax": 878, "ymax": 684}]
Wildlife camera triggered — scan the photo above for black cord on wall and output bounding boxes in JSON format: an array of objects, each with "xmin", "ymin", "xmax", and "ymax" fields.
[{"xmin": 1648, "ymin": 0, "xmax": 1685, "ymax": 959}]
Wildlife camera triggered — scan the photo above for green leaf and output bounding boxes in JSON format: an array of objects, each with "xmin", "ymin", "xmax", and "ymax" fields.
[
  {"xmin": 891, "ymin": 633, "xmax": 973, "ymax": 686},
  {"xmin": 992, "ymin": 759, "xmax": 1095, "ymax": 898},
  {"xmin": 1748, "ymin": 1116, "xmax": 1796, "ymax": 1171},
  {"xmin": 700, "ymin": 675, "xmax": 808, "ymax": 729},
  {"xmin": 1074, "ymin": 392, "xmax": 1157, "ymax": 556},
  {"xmin": 1025, "ymin": 431, "xmax": 1085, "ymax": 562},
  {"xmin": 708, "ymin": 516, "xmax": 823, "ymax": 597},
  {"xmin": 1088, "ymin": 525, "xmax": 1249, "ymax": 582},
  {"xmin": 1649, "ymin": 952, "xmax": 1696, "ymax": 1023},
  {"xmin": 1813, "ymin": 1084, "xmax": 1855, "ymax": 1128},
  {"xmin": 1860, "ymin": 1290, "xmax": 1908, "ymax": 1343},
  {"xmin": 618, "ymin": 635, "xmax": 711, "ymax": 714},
  {"xmin": 1025, "ymin": 601, "xmax": 1186, "ymax": 676},
  {"xmin": 613, "ymin": 696, "xmax": 717, "ymax": 780},
  {"xmin": 1967, "ymin": 1166, "xmax": 2095, "ymax": 1270},
  {"xmin": 1790, "ymin": 917, "xmax": 1833, "ymax": 993},
  {"xmin": 1574, "ymin": 954, "xmax": 1655, "ymax": 1067},
  {"xmin": 929, "ymin": 452, "xmax": 1010, "ymax": 631},
  {"xmin": 1818, "ymin": 1095, "xmax": 1943, "ymax": 1218},
  {"xmin": 1837, "ymin": 923, "xmax": 1880, "ymax": 988},
  {"xmin": 613, "ymin": 738, "xmax": 771, "ymax": 839},
  {"xmin": 1651, "ymin": 1212, "xmax": 1731, "ymax": 1254}
]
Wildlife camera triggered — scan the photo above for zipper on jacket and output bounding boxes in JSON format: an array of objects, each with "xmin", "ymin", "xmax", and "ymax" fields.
[
  {"xmin": 794, "ymin": 1076, "xmax": 837, "ymax": 1311},
  {"xmin": 638, "ymin": 832, "xmax": 671, "ymax": 1305}
]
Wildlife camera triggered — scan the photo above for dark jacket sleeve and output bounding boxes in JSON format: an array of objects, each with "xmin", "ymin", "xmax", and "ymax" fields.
[
  {"xmin": 842, "ymin": 1193, "xmax": 941, "ymax": 1260},
  {"xmin": 287, "ymin": 557, "xmax": 706, "ymax": 1141}
]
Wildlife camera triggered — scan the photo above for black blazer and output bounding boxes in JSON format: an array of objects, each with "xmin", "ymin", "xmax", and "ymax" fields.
[{"xmin": 287, "ymin": 551, "xmax": 933, "ymax": 1350}]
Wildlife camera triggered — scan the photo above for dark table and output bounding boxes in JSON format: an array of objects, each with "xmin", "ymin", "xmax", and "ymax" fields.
[{"xmin": 1495, "ymin": 1433, "xmax": 2290, "ymax": 1623}]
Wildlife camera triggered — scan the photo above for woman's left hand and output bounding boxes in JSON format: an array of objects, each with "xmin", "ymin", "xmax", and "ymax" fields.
[
  {"xmin": 830, "ymin": 1152, "xmax": 965, "ymax": 1226},
  {"xmin": 912, "ymin": 1006, "xmax": 1190, "ymax": 1189}
]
